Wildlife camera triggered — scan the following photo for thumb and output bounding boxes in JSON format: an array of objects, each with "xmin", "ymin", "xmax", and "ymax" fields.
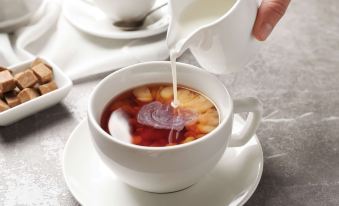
[{"xmin": 253, "ymin": 0, "xmax": 290, "ymax": 41}]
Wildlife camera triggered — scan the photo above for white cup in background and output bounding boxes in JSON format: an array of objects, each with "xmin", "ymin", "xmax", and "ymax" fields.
[{"xmin": 0, "ymin": 0, "xmax": 43, "ymax": 32}]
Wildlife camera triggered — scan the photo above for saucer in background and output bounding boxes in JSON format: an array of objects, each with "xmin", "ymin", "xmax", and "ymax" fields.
[
  {"xmin": 62, "ymin": 0, "xmax": 169, "ymax": 39},
  {"xmin": 62, "ymin": 115, "xmax": 263, "ymax": 206}
]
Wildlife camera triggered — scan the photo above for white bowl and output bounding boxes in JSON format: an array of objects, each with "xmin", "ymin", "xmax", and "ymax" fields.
[{"xmin": 0, "ymin": 58, "xmax": 72, "ymax": 126}]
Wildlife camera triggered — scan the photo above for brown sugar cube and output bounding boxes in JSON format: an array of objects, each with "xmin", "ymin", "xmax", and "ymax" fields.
[
  {"xmin": 31, "ymin": 58, "xmax": 45, "ymax": 67},
  {"xmin": 31, "ymin": 58, "xmax": 52, "ymax": 70},
  {"xmin": 0, "ymin": 99, "xmax": 10, "ymax": 112},
  {"xmin": 15, "ymin": 70, "xmax": 38, "ymax": 89},
  {"xmin": 0, "ymin": 70, "xmax": 16, "ymax": 93},
  {"xmin": 38, "ymin": 81, "xmax": 57, "ymax": 95},
  {"xmin": 4, "ymin": 90, "xmax": 21, "ymax": 108},
  {"xmin": 18, "ymin": 88, "xmax": 39, "ymax": 103},
  {"xmin": 31, "ymin": 63, "xmax": 53, "ymax": 84}
]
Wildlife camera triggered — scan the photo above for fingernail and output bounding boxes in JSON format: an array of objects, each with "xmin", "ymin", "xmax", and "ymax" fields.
[{"xmin": 260, "ymin": 23, "xmax": 273, "ymax": 40}]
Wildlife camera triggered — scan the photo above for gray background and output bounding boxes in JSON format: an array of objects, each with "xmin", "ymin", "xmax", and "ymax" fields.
[{"xmin": 1, "ymin": 0, "xmax": 339, "ymax": 205}]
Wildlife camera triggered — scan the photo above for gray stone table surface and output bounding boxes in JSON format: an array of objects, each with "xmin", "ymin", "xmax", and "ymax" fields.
[{"xmin": 1, "ymin": 0, "xmax": 339, "ymax": 205}]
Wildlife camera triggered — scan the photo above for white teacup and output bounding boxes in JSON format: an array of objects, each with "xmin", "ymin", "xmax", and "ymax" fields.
[
  {"xmin": 92, "ymin": 0, "xmax": 156, "ymax": 22},
  {"xmin": 88, "ymin": 61, "xmax": 262, "ymax": 193}
]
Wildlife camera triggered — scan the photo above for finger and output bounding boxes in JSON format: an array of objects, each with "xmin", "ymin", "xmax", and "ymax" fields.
[{"xmin": 253, "ymin": 0, "xmax": 290, "ymax": 41}]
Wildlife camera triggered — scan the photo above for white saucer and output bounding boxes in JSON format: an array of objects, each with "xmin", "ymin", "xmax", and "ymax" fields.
[
  {"xmin": 63, "ymin": 0, "xmax": 170, "ymax": 39},
  {"xmin": 63, "ymin": 115, "xmax": 263, "ymax": 206}
]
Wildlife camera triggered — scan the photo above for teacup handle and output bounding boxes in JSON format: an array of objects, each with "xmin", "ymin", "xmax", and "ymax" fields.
[{"xmin": 229, "ymin": 97, "xmax": 263, "ymax": 147}]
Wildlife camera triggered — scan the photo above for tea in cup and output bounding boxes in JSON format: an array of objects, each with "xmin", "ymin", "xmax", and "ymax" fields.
[
  {"xmin": 100, "ymin": 83, "xmax": 220, "ymax": 147},
  {"xmin": 88, "ymin": 61, "xmax": 262, "ymax": 193},
  {"xmin": 92, "ymin": 0, "xmax": 156, "ymax": 22}
]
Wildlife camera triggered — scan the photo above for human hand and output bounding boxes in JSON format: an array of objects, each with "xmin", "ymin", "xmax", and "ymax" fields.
[{"xmin": 253, "ymin": 0, "xmax": 291, "ymax": 41}]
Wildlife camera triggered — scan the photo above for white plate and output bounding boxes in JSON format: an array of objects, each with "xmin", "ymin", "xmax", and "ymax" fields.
[
  {"xmin": 62, "ymin": 115, "xmax": 263, "ymax": 206},
  {"xmin": 0, "ymin": 58, "xmax": 72, "ymax": 126},
  {"xmin": 63, "ymin": 0, "xmax": 170, "ymax": 39}
]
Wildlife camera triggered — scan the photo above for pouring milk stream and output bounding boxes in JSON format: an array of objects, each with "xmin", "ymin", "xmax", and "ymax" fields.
[
  {"xmin": 168, "ymin": 0, "xmax": 261, "ymax": 107},
  {"xmin": 168, "ymin": 0, "xmax": 238, "ymax": 107}
]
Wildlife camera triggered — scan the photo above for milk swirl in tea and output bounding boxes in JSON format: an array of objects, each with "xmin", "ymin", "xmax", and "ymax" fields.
[{"xmin": 101, "ymin": 84, "xmax": 219, "ymax": 147}]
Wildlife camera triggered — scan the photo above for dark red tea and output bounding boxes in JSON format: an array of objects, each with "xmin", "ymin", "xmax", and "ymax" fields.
[{"xmin": 100, "ymin": 84, "xmax": 219, "ymax": 147}]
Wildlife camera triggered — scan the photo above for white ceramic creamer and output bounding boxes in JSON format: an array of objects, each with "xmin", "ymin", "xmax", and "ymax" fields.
[{"xmin": 167, "ymin": 0, "xmax": 261, "ymax": 74}]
